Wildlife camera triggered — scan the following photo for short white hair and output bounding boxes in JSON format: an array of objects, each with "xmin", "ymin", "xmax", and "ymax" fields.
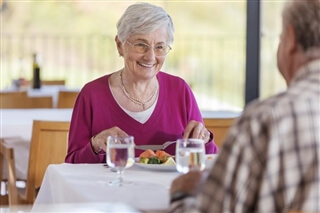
[
  {"xmin": 283, "ymin": 0, "xmax": 320, "ymax": 58},
  {"xmin": 116, "ymin": 2, "xmax": 174, "ymax": 45}
]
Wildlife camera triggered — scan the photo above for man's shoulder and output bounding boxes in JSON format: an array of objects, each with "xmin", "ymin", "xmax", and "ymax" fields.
[{"xmin": 242, "ymin": 91, "xmax": 289, "ymax": 118}]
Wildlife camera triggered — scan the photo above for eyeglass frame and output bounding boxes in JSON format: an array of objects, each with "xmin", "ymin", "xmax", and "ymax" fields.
[{"xmin": 125, "ymin": 40, "xmax": 172, "ymax": 56}]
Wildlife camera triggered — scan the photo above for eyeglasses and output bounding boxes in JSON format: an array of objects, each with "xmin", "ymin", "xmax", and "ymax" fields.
[{"xmin": 126, "ymin": 40, "xmax": 172, "ymax": 56}]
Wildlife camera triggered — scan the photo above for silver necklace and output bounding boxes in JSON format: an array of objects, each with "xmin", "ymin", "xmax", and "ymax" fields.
[{"xmin": 119, "ymin": 70, "xmax": 158, "ymax": 110}]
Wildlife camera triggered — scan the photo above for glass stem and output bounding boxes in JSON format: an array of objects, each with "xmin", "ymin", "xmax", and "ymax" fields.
[{"xmin": 117, "ymin": 170, "xmax": 124, "ymax": 185}]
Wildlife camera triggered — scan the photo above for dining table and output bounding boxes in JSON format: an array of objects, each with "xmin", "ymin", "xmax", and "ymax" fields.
[
  {"xmin": 1, "ymin": 108, "xmax": 73, "ymax": 180},
  {"xmin": 0, "ymin": 108, "xmax": 236, "ymax": 183},
  {"xmin": 33, "ymin": 155, "xmax": 218, "ymax": 212}
]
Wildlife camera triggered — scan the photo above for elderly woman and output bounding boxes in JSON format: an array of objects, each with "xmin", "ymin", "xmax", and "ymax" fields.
[{"xmin": 65, "ymin": 2, "xmax": 218, "ymax": 163}]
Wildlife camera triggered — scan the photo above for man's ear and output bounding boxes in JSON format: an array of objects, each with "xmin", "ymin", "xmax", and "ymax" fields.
[{"xmin": 286, "ymin": 24, "xmax": 297, "ymax": 54}]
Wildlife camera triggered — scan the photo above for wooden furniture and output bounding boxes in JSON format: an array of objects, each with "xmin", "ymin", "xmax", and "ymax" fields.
[
  {"xmin": 204, "ymin": 118, "xmax": 236, "ymax": 149},
  {"xmin": 0, "ymin": 140, "xmax": 18, "ymax": 206},
  {"xmin": 0, "ymin": 91, "xmax": 28, "ymax": 108},
  {"xmin": 27, "ymin": 80, "xmax": 66, "ymax": 86},
  {"xmin": 0, "ymin": 120, "xmax": 70, "ymax": 205},
  {"xmin": 41, "ymin": 80, "xmax": 65, "ymax": 86},
  {"xmin": 0, "ymin": 91, "xmax": 53, "ymax": 108},
  {"xmin": 57, "ymin": 91, "xmax": 79, "ymax": 108},
  {"xmin": 27, "ymin": 96, "xmax": 53, "ymax": 108}
]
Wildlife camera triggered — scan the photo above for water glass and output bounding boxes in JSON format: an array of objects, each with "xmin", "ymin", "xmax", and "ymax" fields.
[
  {"xmin": 106, "ymin": 135, "xmax": 135, "ymax": 186},
  {"xmin": 175, "ymin": 138, "xmax": 206, "ymax": 174}
]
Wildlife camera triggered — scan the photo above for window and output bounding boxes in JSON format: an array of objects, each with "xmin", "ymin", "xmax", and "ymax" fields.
[
  {"xmin": 2, "ymin": 1, "xmax": 259, "ymax": 112},
  {"xmin": 260, "ymin": 1, "xmax": 287, "ymax": 99}
]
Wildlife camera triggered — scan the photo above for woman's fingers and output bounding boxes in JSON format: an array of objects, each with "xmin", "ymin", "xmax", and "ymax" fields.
[{"xmin": 183, "ymin": 120, "xmax": 210, "ymax": 142}]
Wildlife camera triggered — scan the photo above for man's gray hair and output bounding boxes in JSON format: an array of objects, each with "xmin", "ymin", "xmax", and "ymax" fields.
[
  {"xmin": 116, "ymin": 2, "xmax": 174, "ymax": 45},
  {"xmin": 283, "ymin": 0, "xmax": 320, "ymax": 58}
]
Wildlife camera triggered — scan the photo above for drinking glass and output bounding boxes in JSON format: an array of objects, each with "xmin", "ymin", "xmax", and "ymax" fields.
[
  {"xmin": 175, "ymin": 138, "xmax": 206, "ymax": 174},
  {"xmin": 106, "ymin": 135, "xmax": 135, "ymax": 186}
]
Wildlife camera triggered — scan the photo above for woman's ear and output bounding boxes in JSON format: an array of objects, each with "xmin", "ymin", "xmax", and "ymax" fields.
[{"xmin": 115, "ymin": 36, "xmax": 123, "ymax": 57}]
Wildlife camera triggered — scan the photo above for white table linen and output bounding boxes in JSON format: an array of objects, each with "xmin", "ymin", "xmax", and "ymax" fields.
[
  {"xmin": 201, "ymin": 110, "xmax": 241, "ymax": 118},
  {"xmin": 33, "ymin": 163, "xmax": 181, "ymax": 211},
  {"xmin": 1, "ymin": 109, "xmax": 73, "ymax": 179}
]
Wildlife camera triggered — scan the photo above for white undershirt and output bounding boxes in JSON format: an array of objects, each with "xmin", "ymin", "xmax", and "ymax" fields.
[
  {"xmin": 120, "ymin": 99, "xmax": 157, "ymax": 124},
  {"xmin": 109, "ymin": 81, "xmax": 158, "ymax": 124}
]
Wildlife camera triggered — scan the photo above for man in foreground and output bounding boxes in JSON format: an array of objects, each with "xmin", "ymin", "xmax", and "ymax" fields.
[{"xmin": 169, "ymin": 0, "xmax": 320, "ymax": 212}]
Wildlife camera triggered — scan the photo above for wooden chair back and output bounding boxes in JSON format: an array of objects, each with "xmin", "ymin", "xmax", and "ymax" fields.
[
  {"xmin": 26, "ymin": 120, "xmax": 70, "ymax": 203},
  {"xmin": 41, "ymin": 80, "xmax": 65, "ymax": 86},
  {"xmin": 0, "ymin": 140, "xmax": 18, "ymax": 206},
  {"xmin": 26, "ymin": 96, "xmax": 53, "ymax": 108},
  {"xmin": 27, "ymin": 80, "xmax": 66, "ymax": 86},
  {"xmin": 57, "ymin": 91, "xmax": 79, "ymax": 108},
  {"xmin": 0, "ymin": 120, "xmax": 70, "ymax": 205},
  {"xmin": 0, "ymin": 91, "xmax": 28, "ymax": 108},
  {"xmin": 204, "ymin": 118, "xmax": 236, "ymax": 149},
  {"xmin": 0, "ymin": 91, "xmax": 53, "ymax": 108}
]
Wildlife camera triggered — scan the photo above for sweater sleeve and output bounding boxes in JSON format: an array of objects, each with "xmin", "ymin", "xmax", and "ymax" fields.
[
  {"xmin": 65, "ymin": 90, "xmax": 106, "ymax": 163},
  {"xmin": 183, "ymin": 81, "xmax": 218, "ymax": 154}
]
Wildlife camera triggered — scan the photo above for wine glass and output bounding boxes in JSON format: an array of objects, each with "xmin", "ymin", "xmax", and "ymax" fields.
[
  {"xmin": 175, "ymin": 138, "xmax": 206, "ymax": 174},
  {"xmin": 106, "ymin": 135, "xmax": 135, "ymax": 186}
]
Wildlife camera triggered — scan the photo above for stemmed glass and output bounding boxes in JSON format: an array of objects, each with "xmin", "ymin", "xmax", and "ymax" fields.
[
  {"xmin": 175, "ymin": 138, "xmax": 206, "ymax": 174},
  {"xmin": 106, "ymin": 135, "xmax": 135, "ymax": 186}
]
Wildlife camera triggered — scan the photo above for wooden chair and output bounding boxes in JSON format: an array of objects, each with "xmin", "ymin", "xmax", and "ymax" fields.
[
  {"xmin": 41, "ymin": 80, "xmax": 65, "ymax": 86},
  {"xmin": 0, "ymin": 91, "xmax": 53, "ymax": 108},
  {"xmin": 0, "ymin": 139, "xmax": 18, "ymax": 206},
  {"xmin": 204, "ymin": 118, "xmax": 236, "ymax": 149},
  {"xmin": 0, "ymin": 91, "xmax": 28, "ymax": 108},
  {"xmin": 26, "ymin": 96, "xmax": 53, "ymax": 108},
  {"xmin": 0, "ymin": 120, "xmax": 70, "ymax": 205},
  {"xmin": 27, "ymin": 80, "xmax": 66, "ymax": 86},
  {"xmin": 57, "ymin": 91, "xmax": 79, "ymax": 108}
]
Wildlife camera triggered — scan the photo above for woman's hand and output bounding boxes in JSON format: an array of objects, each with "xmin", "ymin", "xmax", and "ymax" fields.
[
  {"xmin": 91, "ymin": 126, "xmax": 128, "ymax": 153},
  {"xmin": 183, "ymin": 120, "xmax": 211, "ymax": 143}
]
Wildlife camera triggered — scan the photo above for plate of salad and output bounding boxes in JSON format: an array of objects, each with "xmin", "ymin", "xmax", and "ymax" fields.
[{"xmin": 135, "ymin": 149, "xmax": 177, "ymax": 171}]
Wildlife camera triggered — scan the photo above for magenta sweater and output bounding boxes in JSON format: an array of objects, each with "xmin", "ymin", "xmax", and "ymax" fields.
[{"xmin": 65, "ymin": 72, "xmax": 218, "ymax": 163}]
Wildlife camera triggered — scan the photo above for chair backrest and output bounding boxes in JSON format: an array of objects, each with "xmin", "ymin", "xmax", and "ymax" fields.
[
  {"xmin": 41, "ymin": 80, "xmax": 65, "ymax": 86},
  {"xmin": 57, "ymin": 91, "xmax": 79, "ymax": 108},
  {"xmin": 25, "ymin": 120, "xmax": 70, "ymax": 203},
  {"xmin": 0, "ymin": 91, "xmax": 28, "ymax": 108},
  {"xmin": 0, "ymin": 91, "xmax": 53, "ymax": 108},
  {"xmin": 26, "ymin": 96, "xmax": 53, "ymax": 108},
  {"xmin": 203, "ymin": 118, "xmax": 236, "ymax": 149},
  {"xmin": 27, "ymin": 80, "xmax": 66, "ymax": 86},
  {"xmin": 0, "ymin": 140, "xmax": 18, "ymax": 205}
]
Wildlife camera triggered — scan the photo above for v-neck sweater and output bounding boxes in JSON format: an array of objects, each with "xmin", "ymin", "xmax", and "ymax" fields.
[{"xmin": 65, "ymin": 72, "xmax": 217, "ymax": 163}]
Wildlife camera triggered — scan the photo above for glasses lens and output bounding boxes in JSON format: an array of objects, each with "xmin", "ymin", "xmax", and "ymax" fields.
[
  {"xmin": 155, "ymin": 45, "xmax": 167, "ymax": 56},
  {"xmin": 129, "ymin": 41, "xmax": 171, "ymax": 56},
  {"xmin": 134, "ymin": 43, "xmax": 148, "ymax": 54}
]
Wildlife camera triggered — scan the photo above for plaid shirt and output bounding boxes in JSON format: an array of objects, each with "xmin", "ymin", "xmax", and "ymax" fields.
[{"xmin": 170, "ymin": 59, "xmax": 320, "ymax": 213}]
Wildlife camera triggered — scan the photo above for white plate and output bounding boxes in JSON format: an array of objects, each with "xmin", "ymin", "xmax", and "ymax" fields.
[
  {"xmin": 134, "ymin": 154, "xmax": 218, "ymax": 172},
  {"xmin": 134, "ymin": 158, "xmax": 177, "ymax": 171},
  {"xmin": 135, "ymin": 162, "xmax": 177, "ymax": 171}
]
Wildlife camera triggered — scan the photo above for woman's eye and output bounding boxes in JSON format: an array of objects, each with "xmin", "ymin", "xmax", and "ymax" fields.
[
  {"xmin": 156, "ymin": 45, "xmax": 165, "ymax": 50},
  {"xmin": 135, "ymin": 43, "xmax": 148, "ymax": 47}
]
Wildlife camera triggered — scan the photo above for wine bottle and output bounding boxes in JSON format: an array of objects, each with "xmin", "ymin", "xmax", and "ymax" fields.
[{"xmin": 32, "ymin": 53, "xmax": 41, "ymax": 89}]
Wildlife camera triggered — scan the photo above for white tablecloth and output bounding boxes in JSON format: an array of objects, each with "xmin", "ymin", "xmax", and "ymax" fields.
[
  {"xmin": 33, "ymin": 163, "xmax": 181, "ymax": 211},
  {"xmin": 201, "ymin": 110, "xmax": 241, "ymax": 118},
  {"xmin": 33, "ymin": 155, "xmax": 217, "ymax": 211},
  {"xmin": 1, "ymin": 109, "xmax": 73, "ymax": 179}
]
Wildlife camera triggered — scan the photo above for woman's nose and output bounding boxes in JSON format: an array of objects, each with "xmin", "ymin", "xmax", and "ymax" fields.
[{"xmin": 143, "ymin": 46, "xmax": 157, "ymax": 59}]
